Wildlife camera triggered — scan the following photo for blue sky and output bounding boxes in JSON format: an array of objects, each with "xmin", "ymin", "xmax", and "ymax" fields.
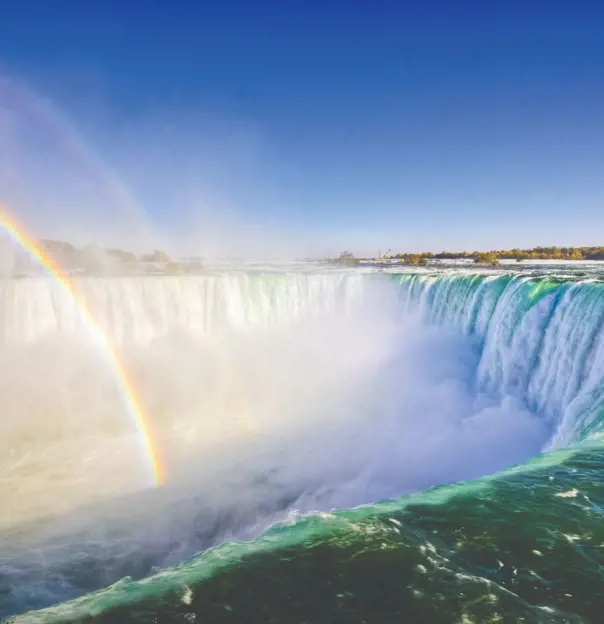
[{"xmin": 0, "ymin": 0, "xmax": 603, "ymax": 256}]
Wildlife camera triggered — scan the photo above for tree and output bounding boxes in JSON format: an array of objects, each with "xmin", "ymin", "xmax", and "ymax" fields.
[
  {"xmin": 328, "ymin": 251, "xmax": 361, "ymax": 266},
  {"xmin": 39, "ymin": 239, "xmax": 78, "ymax": 269},
  {"xmin": 107, "ymin": 248, "xmax": 137, "ymax": 263},
  {"xmin": 403, "ymin": 254, "xmax": 428, "ymax": 265},
  {"xmin": 474, "ymin": 252, "xmax": 500, "ymax": 266}
]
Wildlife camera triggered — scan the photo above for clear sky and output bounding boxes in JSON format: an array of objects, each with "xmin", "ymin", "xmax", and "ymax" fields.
[{"xmin": 0, "ymin": 0, "xmax": 603, "ymax": 257}]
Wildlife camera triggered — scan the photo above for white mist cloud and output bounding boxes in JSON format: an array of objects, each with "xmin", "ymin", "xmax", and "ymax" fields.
[{"xmin": 1, "ymin": 274, "xmax": 549, "ymax": 617}]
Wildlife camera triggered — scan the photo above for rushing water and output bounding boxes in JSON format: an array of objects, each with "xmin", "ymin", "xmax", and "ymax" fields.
[{"xmin": 1, "ymin": 265, "xmax": 604, "ymax": 623}]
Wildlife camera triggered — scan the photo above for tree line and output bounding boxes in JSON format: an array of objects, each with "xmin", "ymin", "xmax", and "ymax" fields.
[
  {"xmin": 10, "ymin": 240, "xmax": 204, "ymax": 275},
  {"xmin": 393, "ymin": 246, "xmax": 604, "ymax": 266},
  {"xmin": 327, "ymin": 246, "xmax": 604, "ymax": 267}
]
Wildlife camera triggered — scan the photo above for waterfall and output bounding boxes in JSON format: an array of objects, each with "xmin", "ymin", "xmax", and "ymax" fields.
[
  {"xmin": 3, "ymin": 269, "xmax": 603, "ymax": 619},
  {"xmin": 2, "ymin": 271, "xmax": 602, "ymax": 455},
  {"xmin": 2, "ymin": 272, "xmax": 602, "ymax": 453},
  {"xmin": 0, "ymin": 273, "xmax": 368, "ymax": 345},
  {"xmin": 395, "ymin": 273, "xmax": 604, "ymax": 445},
  {"xmin": 0, "ymin": 272, "xmax": 394, "ymax": 531}
]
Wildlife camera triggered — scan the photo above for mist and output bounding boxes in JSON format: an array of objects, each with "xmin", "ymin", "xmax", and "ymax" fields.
[
  {"xmin": 0, "ymin": 272, "xmax": 548, "ymax": 616},
  {"xmin": 0, "ymin": 74, "xmax": 339, "ymax": 260}
]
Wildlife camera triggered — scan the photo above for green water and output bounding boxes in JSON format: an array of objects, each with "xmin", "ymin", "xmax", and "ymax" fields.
[{"xmin": 14, "ymin": 445, "xmax": 603, "ymax": 623}]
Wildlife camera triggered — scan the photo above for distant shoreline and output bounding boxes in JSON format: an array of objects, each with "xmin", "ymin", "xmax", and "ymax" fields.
[
  {"xmin": 2, "ymin": 238, "xmax": 604, "ymax": 277},
  {"xmin": 327, "ymin": 246, "xmax": 604, "ymax": 267},
  {"xmin": 4, "ymin": 257, "xmax": 604, "ymax": 281}
]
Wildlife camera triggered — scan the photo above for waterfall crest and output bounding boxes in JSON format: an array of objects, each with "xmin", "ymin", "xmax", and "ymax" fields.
[{"xmin": 396, "ymin": 273, "xmax": 604, "ymax": 445}]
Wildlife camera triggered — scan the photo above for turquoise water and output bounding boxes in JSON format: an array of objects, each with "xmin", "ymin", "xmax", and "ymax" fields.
[{"xmin": 4, "ymin": 267, "xmax": 604, "ymax": 623}]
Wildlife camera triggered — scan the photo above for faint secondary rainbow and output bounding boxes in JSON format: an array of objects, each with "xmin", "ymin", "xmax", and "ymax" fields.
[
  {"xmin": 0, "ymin": 76, "xmax": 153, "ymax": 234},
  {"xmin": 0, "ymin": 204, "xmax": 165, "ymax": 487}
]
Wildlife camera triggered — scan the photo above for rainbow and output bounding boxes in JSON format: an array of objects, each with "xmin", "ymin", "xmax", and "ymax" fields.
[
  {"xmin": 0, "ymin": 76, "xmax": 151, "ymax": 233},
  {"xmin": 0, "ymin": 204, "xmax": 165, "ymax": 487}
]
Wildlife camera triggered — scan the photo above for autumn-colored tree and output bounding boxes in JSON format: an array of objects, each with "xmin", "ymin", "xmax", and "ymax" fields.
[{"xmin": 474, "ymin": 252, "xmax": 500, "ymax": 266}]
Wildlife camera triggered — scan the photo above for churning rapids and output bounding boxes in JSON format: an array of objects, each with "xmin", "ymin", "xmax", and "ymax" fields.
[{"xmin": 2, "ymin": 264, "xmax": 604, "ymax": 622}]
